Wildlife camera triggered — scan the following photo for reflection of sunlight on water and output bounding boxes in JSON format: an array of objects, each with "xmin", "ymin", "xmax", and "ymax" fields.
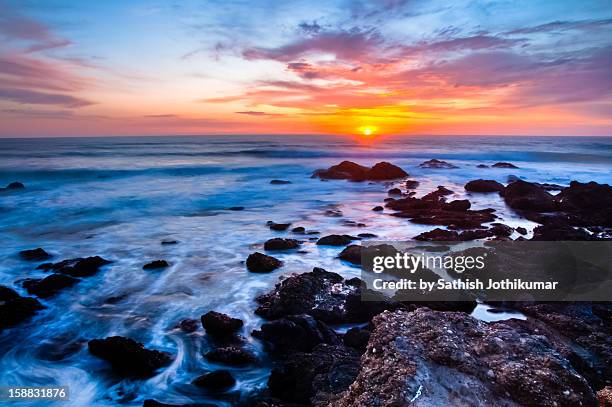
[{"xmin": 0, "ymin": 135, "xmax": 609, "ymax": 405}]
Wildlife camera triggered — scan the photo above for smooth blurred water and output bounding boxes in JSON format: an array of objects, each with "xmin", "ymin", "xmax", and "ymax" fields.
[{"xmin": 0, "ymin": 135, "xmax": 610, "ymax": 406}]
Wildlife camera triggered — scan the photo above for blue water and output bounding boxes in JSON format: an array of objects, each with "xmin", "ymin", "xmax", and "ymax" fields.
[{"xmin": 0, "ymin": 135, "xmax": 611, "ymax": 406}]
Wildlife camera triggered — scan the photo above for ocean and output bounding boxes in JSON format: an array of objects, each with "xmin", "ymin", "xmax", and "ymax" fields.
[{"xmin": 0, "ymin": 135, "xmax": 611, "ymax": 406}]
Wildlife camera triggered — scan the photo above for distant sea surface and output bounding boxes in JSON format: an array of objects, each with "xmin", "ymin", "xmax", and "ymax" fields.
[{"xmin": 0, "ymin": 135, "xmax": 611, "ymax": 406}]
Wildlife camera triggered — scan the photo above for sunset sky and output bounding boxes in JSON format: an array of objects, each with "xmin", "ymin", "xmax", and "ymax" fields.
[{"xmin": 0, "ymin": 0, "xmax": 611, "ymax": 137}]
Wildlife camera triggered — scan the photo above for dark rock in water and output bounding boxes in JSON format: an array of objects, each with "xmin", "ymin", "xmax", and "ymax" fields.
[
  {"xmin": 23, "ymin": 274, "xmax": 80, "ymax": 298},
  {"xmin": 516, "ymin": 226, "xmax": 527, "ymax": 235},
  {"xmin": 264, "ymin": 238, "xmax": 300, "ymax": 251},
  {"xmin": 268, "ymin": 222, "xmax": 291, "ymax": 231},
  {"xmin": 88, "ymin": 336, "xmax": 172, "ymax": 378},
  {"xmin": 343, "ymin": 327, "xmax": 370, "ymax": 354},
  {"xmin": 554, "ymin": 180, "xmax": 612, "ymax": 227},
  {"xmin": 228, "ymin": 206, "xmax": 244, "ymax": 211},
  {"xmin": 531, "ymin": 219, "xmax": 593, "ymax": 241},
  {"xmin": 0, "ymin": 286, "xmax": 45, "ymax": 331},
  {"xmin": 312, "ymin": 161, "xmax": 407, "ymax": 181},
  {"xmin": 338, "ymin": 245, "xmax": 362, "ymax": 265},
  {"xmin": 45, "ymin": 256, "xmax": 111, "ymax": 277},
  {"xmin": 337, "ymin": 308, "xmax": 597, "ymax": 407},
  {"xmin": 270, "ymin": 179, "xmax": 292, "ymax": 184},
  {"xmin": 492, "ymin": 162, "xmax": 518, "ymax": 168},
  {"xmin": 36, "ymin": 262, "xmax": 53, "ymax": 270},
  {"xmin": 316, "ymin": 234, "xmax": 358, "ymax": 246},
  {"xmin": 501, "ymin": 179, "xmax": 555, "ymax": 212},
  {"xmin": 193, "ymin": 370, "xmax": 236, "ymax": 391},
  {"xmin": 357, "ymin": 233, "xmax": 377, "ymax": 238},
  {"xmin": 476, "ymin": 164, "xmax": 489, "ymax": 168},
  {"xmin": 143, "ymin": 400, "xmax": 216, "ymax": 407},
  {"xmin": 201, "ymin": 311, "xmax": 243, "ymax": 338},
  {"xmin": 246, "ymin": 252, "xmax": 282, "ymax": 273},
  {"xmin": 457, "ymin": 229, "xmax": 494, "ymax": 241},
  {"xmin": 291, "ymin": 226, "xmax": 305, "ymax": 234},
  {"xmin": 464, "ymin": 179, "xmax": 504, "ymax": 193},
  {"xmin": 19, "ymin": 248, "xmax": 52, "ymax": 261},
  {"xmin": 161, "ymin": 239, "xmax": 178, "ymax": 245},
  {"xmin": 205, "ymin": 346, "xmax": 257, "ymax": 366},
  {"xmin": 445, "ymin": 199, "xmax": 470, "ymax": 211},
  {"xmin": 418, "ymin": 159, "xmax": 458, "ymax": 169},
  {"xmin": 143, "ymin": 260, "xmax": 169, "ymax": 270},
  {"xmin": 489, "ymin": 223, "xmax": 514, "ymax": 237},
  {"xmin": 405, "ymin": 180, "xmax": 419, "ymax": 189},
  {"xmin": 178, "ymin": 319, "xmax": 199, "ymax": 333},
  {"xmin": 268, "ymin": 343, "xmax": 360, "ymax": 404},
  {"xmin": 252, "ymin": 314, "xmax": 340, "ymax": 353},
  {"xmin": 387, "ymin": 188, "xmax": 402, "ymax": 196},
  {"xmin": 414, "ymin": 228, "xmax": 459, "ymax": 241},
  {"xmin": 6, "ymin": 182, "xmax": 25, "ymax": 189}
]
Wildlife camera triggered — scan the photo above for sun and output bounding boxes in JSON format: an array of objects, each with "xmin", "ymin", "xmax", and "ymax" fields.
[{"xmin": 358, "ymin": 126, "xmax": 377, "ymax": 138}]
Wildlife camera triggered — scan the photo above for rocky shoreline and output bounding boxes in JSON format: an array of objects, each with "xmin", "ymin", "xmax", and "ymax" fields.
[{"xmin": 1, "ymin": 159, "xmax": 611, "ymax": 407}]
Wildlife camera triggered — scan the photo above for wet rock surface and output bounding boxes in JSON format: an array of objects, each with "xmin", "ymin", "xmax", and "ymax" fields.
[
  {"xmin": 19, "ymin": 248, "xmax": 52, "ymax": 261},
  {"xmin": 465, "ymin": 179, "xmax": 505, "ymax": 193},
  {"xmin": 252, "ymin": 314, "xmax": 340, "ymax": 353},
  {"xmin": 0, "ymin": 286, "xmax": 45, "ymax": 331},
  {"xmin": 143, "ymin": 260, "xmax": 169, "ymax": 270},
  {"xmin": 38, "ymin": 256, "xmax": 111, "ymax": 277},
  {"xmin": 200, "ymin": 311, "xmax": 243, "ymax": 338},
  {"xmin": 88, "ymin": 336, "xmax": 173, "ymax": 378},
  {"xmin": 192, "ymin": 370, "xmax": 236, "ymax": 391},
  {"xmin": 418, "ymin": 159, "xmax": 458, "ymax": 169},
  {"xmin": 337, "ymin": 308, "xmax": 598, "ymax": 407},
  {"xmin": 23, "ymin": 274, "xmax": 80, "ymax": 298},
  {"xmin": 316, "ymin": 234, "xmax": 358, "ymax": 246},
  {"xmin": 246, "ymin": 252, "xmax": 283, "ymax": 273},
  {"xmin": 264, "ymin": 238, "xmax": 300, "ymax": 251},
  {"xmin": 205, "ymin": 346, "xmax": 257, "ymax": 366},
  {"xmin": 492, "ymin": 162, "xmax": 519, "ymax": 168},
  {"xmin": 312, "ymin": 161, "xmax": 407, "ymax": 181}
]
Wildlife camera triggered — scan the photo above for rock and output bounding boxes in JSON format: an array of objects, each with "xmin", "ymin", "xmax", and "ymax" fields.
[
  {"xmin": 228, "ymin": 206, "xmax": 244, "ymax": 211},
  {"xmin": 343, "ymin": 327, "xmax": 370, "ymax": 354},
  {"xmin": 418, "ymin": 159, "xmax": 458, "ymax": 169},
  {"xmin": 291, "ymin": 226, "xmax": 305, "ymax": 234},
  {"xmin": 88, "ymin": 336, "xmax": 172, "ymax": 377},
  {"xmin": 405, "ymin": 180, "xmax": 419, "ymax": 189},
  {"xmin": 516, "ymin": 227, "xmax": 527, "ymax": 235},
  {"xmin": 457, "ymin": 229, "xmax": 494, "ymax": 241},
  {"xmin": 246, "ymin": 252, "xmax": 282, "ymax": 273},
  {"xmin": 337, "ymin": 308, "xmax": 597, "ymax": 407},
  {"xmin": 465, "ymin": 179, "xmax": 504, "ymax": 193},
  {"xmin": 414, "ymin": 228, "xmax": 459, "ymax": 241},
  {"xmin": 23, "ymin": 274, "xmax": 80, "ymax": 298},
  {"xmin": 143, "ymin": 260, "xmax": 169, "ymax": 270},
  {"xmin": 312, "ymin": 161, "xmax": 407, "ymax": 181},
  {"xmin": 268, "ymin": 222, "xmax": 291, "ymax": 231},
  {"xmin": 445, "ymin": 199, "xmax": 471, "ymax": 211},
  {"xmin": 268, "ymin": 344, "xmax": 360, "ymax": 404},
  {"xmin": 501, "ymin": 180, "xmax": 555, "ymax": 212},
  {"xmin": 387, "ymin": 188, "xmax": 402, "ymax": 196},
  {"xmin": 357, "ymin": 233, "xmax": 377, "ymax": 238},
  {"xmin": 143, "ymin": 400, "xmax": 215, "ymax": 407},
  {"xmin": 554, "ymin": 181, "xmax": 612, "ymax": 227},
  {"xmin": 316, "ymin": 235, "xmax": 358, "ymax": 246},
  {"xmin": 193, "ymin": 370, "xmax": 236, "ymax": 391},
  {"xmin": 44, "ymin": 256, "xmax": 111, "ymax": 277},
  {"xmin": 5, "ymin": 182, "xmax": 25, "ymax": 189},
  {"xmin": 178, "ymin": 319, "xmax": 199, "ymax": 333},
  {"xmin": 492, "ymin": 162, "xmax": 519, "ymax": 168},
  {"xmin": 161, "ymin": 239, "xmax": 178, "ymax": 245},
  {"xmin": 200, "ymin": 311, "xmax": 243, "ymax": 338},
  {"xmin": 0, "ymin": 286, "xmax": 45, "ymax": 331},
  {"xmin": 252, "ymin": 314, "xmax": 340, "ymax": 353},
  {"xmin": 264, "ymin": 238, "xmax": 300, "ymax": 251},
  {"xmin": 477, "ymin": 164, "xmax": 489, "ymax": 168},
  {"xmin": 339, "ymin": 245, "xmax": 362, "ymax": 265},
  {"xmin": 205, "ymin": 346, "xmax": 257, "ymax": 366},
  {"xmin": 489, "ymin": 223, "xmax": 514, "ymax": 237},
  {"xmin": 372, "ymin": 206, "xmax": 383, "ymax": 212},
  {"xmin": 19, "ymin": 248, "xmax": 52, "ymax": 261},
  {"xmin": 531, "ymin": 219, "xmax": 593, "ymax": 241},
  {"xmin": 598, "ymin": 387, "xmax": 612, "ymax": 406},
  {"xmin": 270, "ymin": 180, "xmax": 292, "ymax": 184}
]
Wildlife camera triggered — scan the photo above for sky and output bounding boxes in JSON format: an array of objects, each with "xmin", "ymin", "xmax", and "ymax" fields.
[{"xmin": 0, "ymin": 0, "xmax": 611, "ymax": 137}]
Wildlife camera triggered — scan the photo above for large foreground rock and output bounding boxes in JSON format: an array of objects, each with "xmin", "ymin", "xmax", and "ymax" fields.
[
  {"xmin": 337, "ymin": 308, "xmax": 597, "ymax": 407},
  {"xmin": 553, "ymin": 181, "xmax": 612, "ymax": 227},
  {"xmin": 0, "ymin": 286, "xmax": 45, "ymax": 331},
  {"xmin": 246, "ymin": 252, "xmax": 282, "ymax": 273},
  {"xmin": 88, "ymin": 336, "xmax": 173, "ymax": 377},
  {"xmin": 312, "ymin": 161, "xmax": 407, "ymax": 181}
]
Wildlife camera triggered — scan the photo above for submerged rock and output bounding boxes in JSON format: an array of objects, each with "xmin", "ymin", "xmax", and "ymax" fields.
[
  {"xmin": 337, "ymin": 308, "xmax": 597, "ymax": 407},
  {"xmin": 0, "ymin": 286, "xmax": 45, "ymax": 331},
  {"xmin": 316, "ymin": 234, "xmax": 358, "ymax": 246},
  {"xmin": 268, "ymin": 222, "xmax": 291, "ymax": 231},
  {"xmin": 19, "ymin": 248, "xmax": 52, "ymax": 261},
  {"xmin": 43, "ymin": 256, "xmax": 111, "ymax": 277},
  {"xmin": 200, "ymin": 311, "xmax": 243, "ymax": 338},
  {"xmin": 264, "ymin": 238, "xmax": 300, "ymax": 251},
  {"xmin": 4, "ymin": 182, "xmax": 25, "ymax": 190},
  {"xmin": 228, "ymin": 206, "xmax": 244, "ymax": 211},
  {"xmin": 270, "ymin": 179, "xmax": 292, "ymax": 185},
  {"xmin": 464, "ymin": 179, "xmax": 504, "ymax": 193},
  {"xmin": 143, "ymin": 260, "xmax": 169, "ymax": 270},
  {"xmin": 23, "ymin": 274, "xmax": 80, "ymax": 298},
  {"xmin": 418, "ymin": 159, "xmax": 458, "ymax": 169},
  {"xmin": 312, "ymin": 161, "xmax": 407, "ymax": 181},
  {"xmin": 246, "ymin": 252, "xmax": 282, "ymax": 273},
  {"xmin": 193, "ymin": 370, "xmax": 236, "ymax": 391},
  {"xmin": 492, "ymin": 162, "xmax": 519, "ymax": 168},
  {"xmin": 88, "ymin": 336, "xmax": 172, "ymax": 378}
]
